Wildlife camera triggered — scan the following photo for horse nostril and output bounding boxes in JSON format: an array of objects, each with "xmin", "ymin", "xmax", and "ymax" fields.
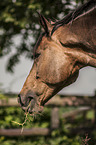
[
  {"xmin": 18, "ymin": 94, "xmax": 21, "ymax": 103},
  {"xmin": 18, "ymin": 93, "xmax": 25, "ymax": 106}
]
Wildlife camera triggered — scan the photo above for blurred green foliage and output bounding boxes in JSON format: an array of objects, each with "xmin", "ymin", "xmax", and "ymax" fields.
[
  {"xmin": 0, "ymin": 106, "xmax": 82, "ymax": 145},
  {"xmin": 0, "ymin": 0, "xmax": 87, "ymax": 72},
  {"xmin": 0, "ymin": 93, "xmax": 96, "ymax": 145}
]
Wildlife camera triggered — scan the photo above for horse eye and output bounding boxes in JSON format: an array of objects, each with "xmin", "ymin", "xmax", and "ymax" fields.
[{"xmin": 34, "ymin": 53, "xmax": 40, "ymax": 59}]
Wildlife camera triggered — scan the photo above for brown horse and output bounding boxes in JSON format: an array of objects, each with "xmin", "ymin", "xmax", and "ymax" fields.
[{"xmin": 18, "ymin": 0, "xmax": 96, "ymax": 114}]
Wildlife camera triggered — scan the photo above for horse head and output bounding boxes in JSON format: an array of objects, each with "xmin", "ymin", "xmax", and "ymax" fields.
[
  {"xmin": 18, "ymin": 1, "xmax": 96, "ymax": 114},
  {"xmin": 18, "ymin": 14, "xmax": 81, "ymax": 114}
]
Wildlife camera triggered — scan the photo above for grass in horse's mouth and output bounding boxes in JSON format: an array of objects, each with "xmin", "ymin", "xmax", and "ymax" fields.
[
  {"xmin": 12, "ymin": 101, "xmax": 42, "ymax": 133},
  {"xmin": 12, "ymin": 101, "xmax": 33, "ymax": 133}
]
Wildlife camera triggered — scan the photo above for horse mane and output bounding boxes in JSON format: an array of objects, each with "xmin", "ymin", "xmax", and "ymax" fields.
[
  {"xmin": 51, "ymin": 0, "xmax": 96, "ymax": 35},
  {"xmin": 33, "ymin": 0, "xmax": 96, "ymax": 55}
]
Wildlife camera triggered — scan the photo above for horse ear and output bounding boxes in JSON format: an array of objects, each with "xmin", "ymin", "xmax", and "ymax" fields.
[{"xmin": 38, "ymin": 12, "xmax": 52, "ymax": 36}]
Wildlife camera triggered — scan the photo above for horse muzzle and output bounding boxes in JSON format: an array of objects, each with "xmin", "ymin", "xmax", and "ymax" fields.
[{"xmin": 18, "ymin": 93, "xmax": 43, "ymax": 114}]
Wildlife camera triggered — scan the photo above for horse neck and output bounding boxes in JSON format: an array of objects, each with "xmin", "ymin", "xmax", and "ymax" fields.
[
  {"xmin": 70, "ymin": 8, "xmax": 96, "ymax": 51},
  {"xmin": 56, "ymin": 8, "xmax": 96, "ymax": 68}
]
